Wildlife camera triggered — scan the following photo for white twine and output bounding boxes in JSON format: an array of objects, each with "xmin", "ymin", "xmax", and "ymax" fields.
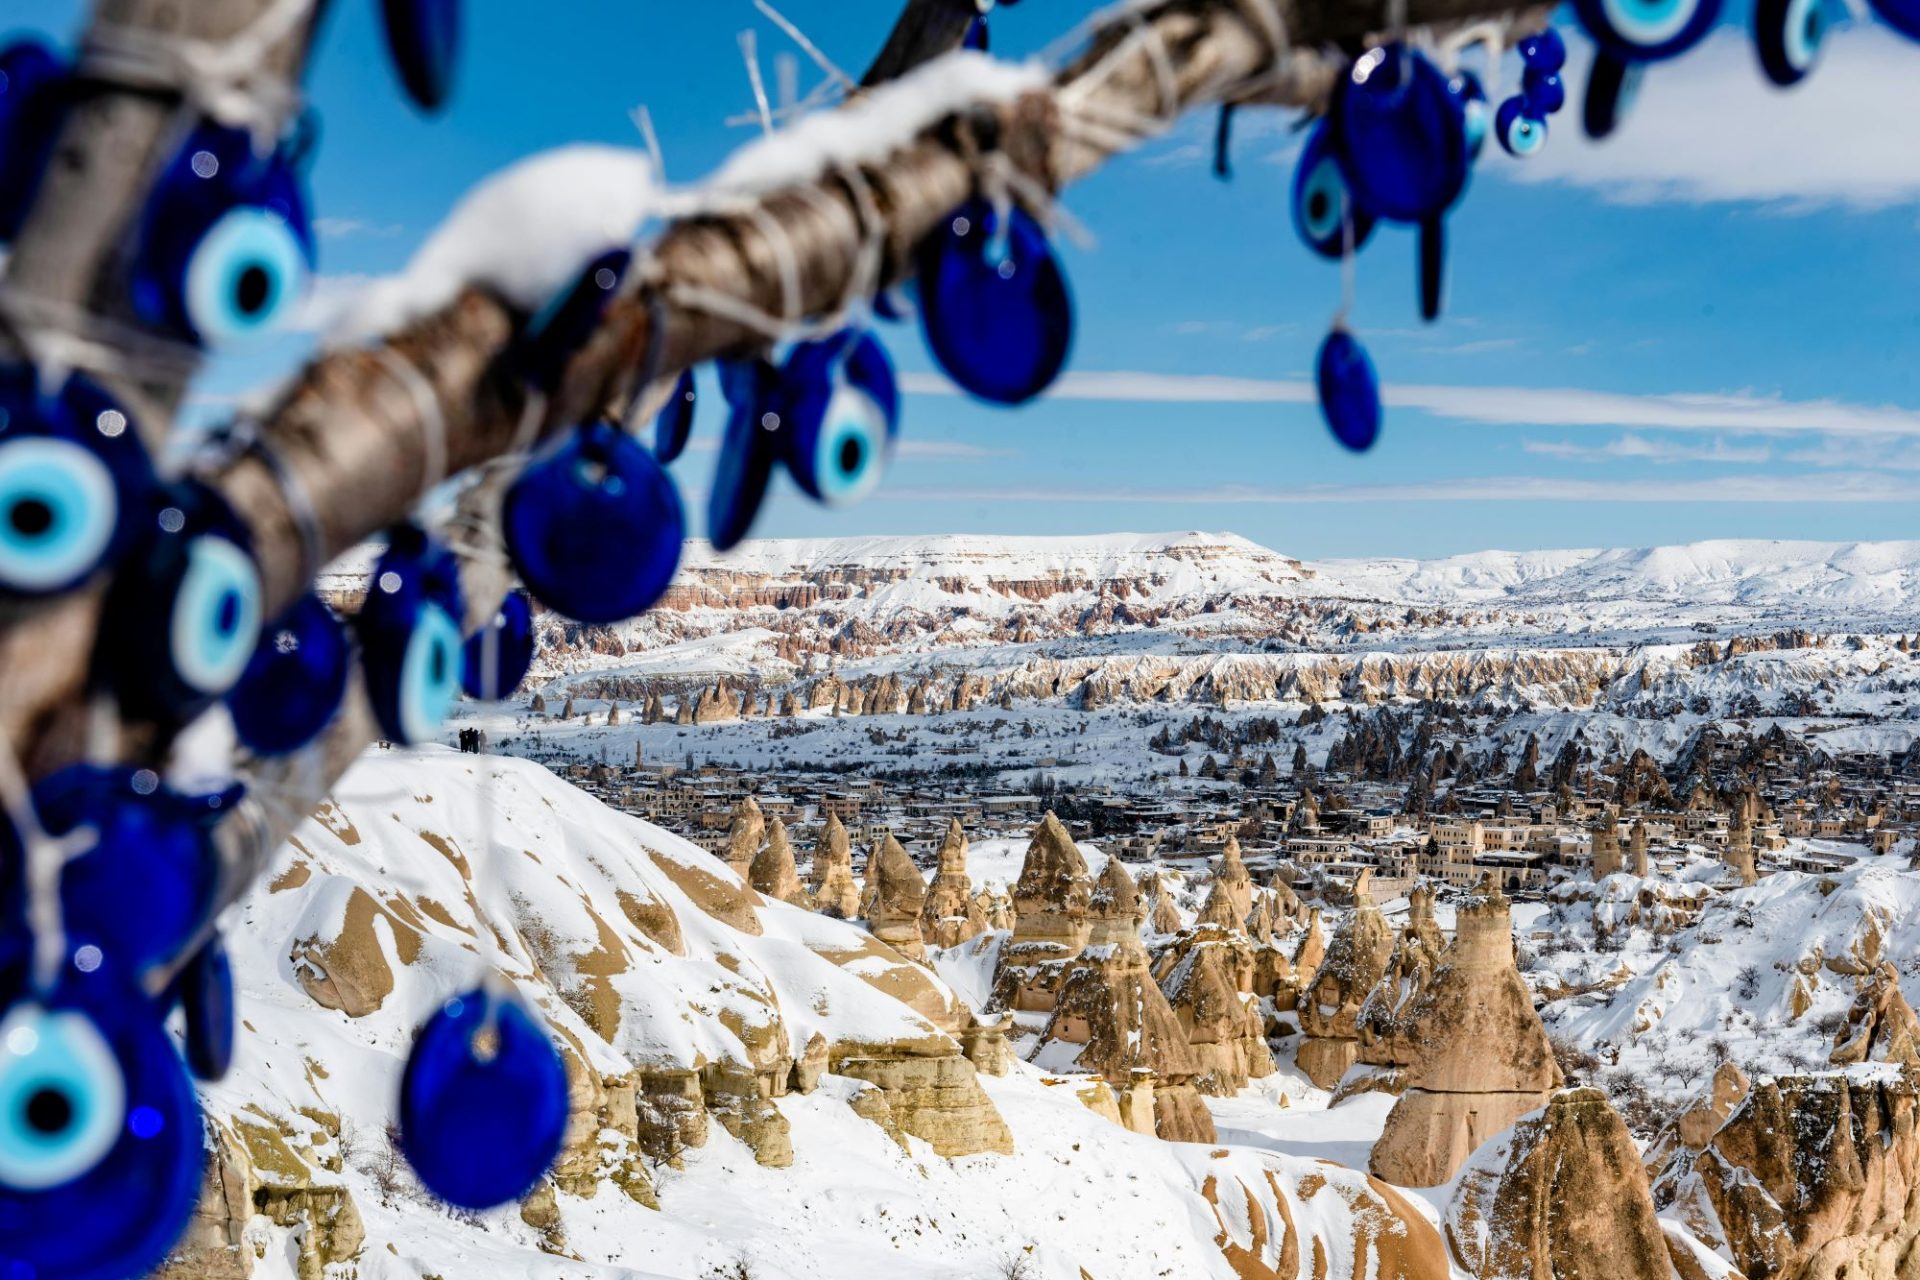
[
  {"xmin": 375, "ymin": 349, "xmax": 450, "ymax": 500},
  {"xmin": 82, "ymin": 0, "xmax": 314, "ymax": 137}
]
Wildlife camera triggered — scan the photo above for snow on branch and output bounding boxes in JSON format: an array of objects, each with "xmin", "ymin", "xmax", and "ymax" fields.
[{"xmin": 0, "ymin": 0, "xmax": 1551, "ymax": 941}]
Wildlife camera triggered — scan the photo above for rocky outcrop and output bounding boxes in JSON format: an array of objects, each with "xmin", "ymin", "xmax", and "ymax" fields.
[
  {"xmin": 864, "ymin": 833, "xmax": 928, "ymax": 959},
  {"xmin": 749, "ymin": 816, "xmax": 807, "ymax": 905},
  {"xmin": 1829, "ymin": 962, "xmax": 1920, "ymax": 1068},
  {"xmin": 1356, "ymin": 883, "xmax": 1448, "ymax": 1072},
  {"xmin": 1370, "ymin": 882, "xmax": 1563, "ymax": 1188},
  {"xmin": 1213, "ymin": 834, "xmax": 1254, "ymax": 922},
  {"xmin": 1155, "ymin": 917, "xmax": 1276, "ymax": 1097},
  {"xmin": 1296, "ymin": 898, "xmax": 1394, "ymax": 1089},
  {"xmin": 990, "ymin": 813, "xmax": 1092, "ymax": 1013},
  {"xmin": 1659, "ymin": 1071, "xmax": 1920, "ymax": 1280},
  {"xmin": 920, "ymin": 818, "xmax": 986, "ymax": 949},
  {"xmin": 807, "ymin": 813, "xmax": 860, "ymax": 919},
  {"xmin": 1040, "ymin": 858, "xmax": 1217, "ymax": 1142},
  {"xmin": 1447, "ymin": 1088, "xmax": 1672, "ymax": 1280},
  {"xmin": 722, "ymin": 796, "xmax": 765, "ymax": 877}
]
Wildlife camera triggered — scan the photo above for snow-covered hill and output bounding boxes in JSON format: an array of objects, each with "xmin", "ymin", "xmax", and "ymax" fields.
[{"xmin": 190, "ymin": 747, "xmax": 1448, "ymax": 1280}]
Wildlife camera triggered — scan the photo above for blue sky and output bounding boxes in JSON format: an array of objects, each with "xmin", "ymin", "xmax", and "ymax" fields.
[{"xmin": 14, "ymin": 1, "xmax": 1920, "ymax": 559}]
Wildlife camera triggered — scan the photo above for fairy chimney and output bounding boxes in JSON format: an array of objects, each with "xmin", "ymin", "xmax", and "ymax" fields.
[
  {"xmin": 989, "ymin": 813, "xmax": 1092, "ymax": 1013},
  {"xmin": 920, "ymin": 818, "xmax": 986, "ymax": 949},
  {"xmin": 1591, "ymin": 815, "xmax": 1623, "ymax": 880},
  {"xmin": 723, "ymin": 797, "xmax": 765, "ymax": 878},
  {"xmin": 1295, "ymin": 898, "xmax": 1395, "ymax": 1089},
  {"xmin": 1214, "ymin": 834, "xmax": 1253, "ymax": 922},
  {"xmin": 864, "ymin": 834, "xmax": 927, "ymax": 958},
  {"xmin": 1629, "ymin": 820, "xmax": 1650, "ymax": 877},
  {"xmin": 1369, "ymin": 878, "xmax": 1563, "ymax": 1188},
  {"xmin": 748, "ymin": 817, "xmax": 806, "ymax": 906},
  {"xmin": 1038, "ymin": 857, "xmax": 1217, "ymax": 1142},
  {"xmin": 808, "ymin": 813, "xmax": 860, "ymax": 919}
]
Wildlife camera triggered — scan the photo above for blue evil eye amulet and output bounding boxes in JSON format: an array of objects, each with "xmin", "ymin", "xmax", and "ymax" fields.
[
  {"xmin": 1756, "ymin": 0, "xmax": 1829, "ymax": 84},
  {"xmin": 708, "ymin": 358, "xmax": 781, "ymax": 552},
  {"xmin": 1317, "ymin": 327, "xmax": 1382, "ymax": 454},
  {"xmin": 654, "ymin": 369, "xmax": 697, "ymax": 463},
  {"xmin": 0, "ymin": 975, "xmax": 205, "ymax": 1280},
  {"xmin": 228, "ymin": 591, "xmax": 354, "ymax": 756},
  {"xmin": 0, "ymin": 38, "xmax": 66, "ymax": 243},
  {"xmin": 462, "ymin": 590, "xmax": 535, "ymax": 700},
  {"xmin": 776, "ymin": 328, "xmax": 899, "ymax": 509},
  {"xmin": 356, "ymin": 524, "xmax": 466, "ymax": 745},
  {"xmin": 99, "ymin": 480, "xmax": 263, "ymax": 731},
  {"xmin": 380, "ymin": 0, "xmax": 461, "ymax": 112},
  {"xmin": 916, "ymin": 197, "xmax": 1073, "ymax": 405},
  {"xmin": 129, "ymin": 121, "xmax": 315, "ymax": 347},
  {"xmin": 512, "ymin": 248, "xmax": 630, "ymax": 393},
  {"xmin": 398, "ymin": 986, "xmax": 569, "ymax": 1209},
  {"xmin": 504, "ymin": 421, "xmax": 685, "ymax": 625},
  {"xmin": 1292, "ymin": 123, "xmax": 1376, "ymax": 260},
  {"xmin": 0, "ymin": 365, "xmax": 155, "ymax": 599}
]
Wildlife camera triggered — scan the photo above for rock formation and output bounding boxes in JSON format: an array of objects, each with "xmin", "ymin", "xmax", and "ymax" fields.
[
  {"xmin": 722, "ymin": 796, "xmax": 765, "ymax": 877},
  {"xmin": 1592, "ymin": 815, "xmax": 1623, "ymax": 879},
  {"xmin": 1829, "ymin": 961, "xmax": 1920, "ymax": 1067},
  {"xmin": 919, "ymin": 818, "xmax": 986, "ymax": 949},
  {"xmin": 1356, "ymin": 883, "xmax": 1448, "ymax": 1073},
  {"xmin": 807, "ymin": 813, "xmax": 860, "ymax": 919},
  {"xmin": 990, "ymin": 813, "xmax": 1092, "ymax": 1013},
  {"xmin": 1040, "ymin": 857, "xmax": 1216, "ymax": 1142},
  {"xmin": 1369, "ymin": 880, "xmax": 1563, "ymax": 1188},
  {"xmin": 748, "ymin": 816, "xmax": 806, "ymax": 905},
  {"xmin": 1659, "ymin": 1071, "xmax": 1920, "ymax": 1280},
  {"xmin": 1447, "ymin": 1088, "xmax": 1673, "ymax": 1280},
  {"xmin": 1154, "ymin": 909, "xmax": 1276, "ymax": 1097},
  {"xmin": 1213, "ymin": 833, "xmax": 1254, "ymax": 922},
  {"xmin": 864, "ymin": 834, "xmax": 928, "ymax": 959},
  {"xmin": 1295, "ymin": 896, "xmax": 1395, "ymax": 1089},
  {"xmin": 1630, "ymin": 820, "xmax": 1651, "ymax": 877}
]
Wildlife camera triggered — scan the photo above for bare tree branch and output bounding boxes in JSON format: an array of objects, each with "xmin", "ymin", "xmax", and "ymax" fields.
[{"xmin": 0, "ymin": 0, "xmax": 1549, "ymax": 981}]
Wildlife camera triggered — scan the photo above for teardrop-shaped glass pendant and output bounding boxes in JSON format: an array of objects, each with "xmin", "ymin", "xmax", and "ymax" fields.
[
  {"xmin": 1317, "ymin": 327, "xmax": 1381, "ymax": 453},
  {"xmin": 356, "ymin": 524, "xmax": 466, "ymax": 746},
  {"xmin": 708, "ymin": 358, "xmax": 780, "ymax": 552},
  {"xmin": 778, "ymin": 329, "xmax": 900, "ymax": 508},
  {"xmin": 1581, "ymin": 53, "xmax": 1644, "ymax": 139},
  {"xmin": 0, "ymin": 978, "xmax": 204, "ymax": 1280},
  {"xmin": 513, "ymin": 248, "xmax": 630, "ymax": 393},
  {"xmin": 0, "ymin": 39, "xmax": 65, "ymax": 243},
  {"xmin": 398, "ymin": 986, "xmax": 568, "ymax": 1209},
  {"xmin": 1449, "ymin": 72, "xmax": 1490, "ymax": 163},
  {"xmin": 228, "ymin": 592, "xmax": 352, "ymax": 756},
  {"xmin": 1291, "ymin": 123, "xmax": 1377, "ymax": 261},
  {"xmin": 1332, "ymin": 45, "xmax": 1469, "ymax": 224},
  {"xmin": 1418, "ymin": 218, "xmax": 1445, "ymax": 322},
  {"xmin": 1757, "ymin": 0, "xmax": 1828, "ymax": 84},
  {"xmin": 916, "ymin": 198, "xmax": 1072, "ymax": 405},
  {"xmin": 176, "ymin": 934, "xmax": 235, "ymax": 1082},
  {"xmin": 462, "ymin": 590, "xmax": 535, "ymax": 700},
  {"xmin": 0, "ymin": 366, "xmax": 156, "ymax": 600},
  {"xmin": 654, "ymin": 368, "xmax": 696, "ymax": 463},
  {"xmin": 504, "ymin": 421, "xmax": 684, "ymax": 624},
  {"xmin": 380, "ymin": 0, "xmax": 460, "ymax": 112},
  {"xmin": 37, "ymin": 764, "xmax": 234, "ymax": 982}
]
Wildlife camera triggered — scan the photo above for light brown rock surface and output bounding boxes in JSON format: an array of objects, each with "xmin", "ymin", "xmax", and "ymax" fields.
[
  {"xmin": 1369, "ymin": 882, "xmax": 1563, "ymax": 1188},
  {"xmin": 807, "ymin": 812, "xmax": 860, "ymax": 919},
  {"xmin": 748, "ymin": 816, "xmax": 807, "ymax": 905},
  {"xmin": 990, "ymin": 813, "xmax": 1093, "ymax": 1013},
  {"xmin": 1829, "ymin": 962, "xmax": 1920, "ymax": 1068},
  {"xmin": 1296, "ymin": 899, "xmax": 1395, "ymax": 1089},
  {"xmin": 920, "ymin": 818, "xmax": 986, "ymax": 949},
  {"xmin": 1446, "ymin": 1088, "xmax": 1673, "ymax": 1280},
  {"xmin": 864, "ymin": 833, "xmax": 928, "ymax": 958},
  {"xmin": 722, "ymin": 796, "xmax": 766, "ymax": 876}
]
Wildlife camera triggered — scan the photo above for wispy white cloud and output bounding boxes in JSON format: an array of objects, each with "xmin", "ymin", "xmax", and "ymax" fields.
[
  {"xmin": 313, "ymin": 217, "xmax": 406, "ymax": 240},
  {"xmin": 1522, "ymin": 434, "xmax": 1774, "ymax": 464},
  {"xmin": 877, "ymin": 471, "xmax": 1920, "ymax": 505},
  {"xmin": 902, "ymin": 369, "xmax": 1920, "ymax": 436},
  {"xmin": 1496, "ymin": 30, "xmax": 1920, "ymax": 209}
]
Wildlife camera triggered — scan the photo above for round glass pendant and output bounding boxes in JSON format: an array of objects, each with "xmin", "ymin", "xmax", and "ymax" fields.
[
  {"xmin": 707, "ymin": 358, "xmax": 780, "ymax": 552},
  {"xmin": 461, "ymin": 590, "xmax": 535, "ymax": 700},
  {"xmin": 356, "ymin": 524, "xmax": 466, "ymax": 746},
  {"xmin": 503, "ymin": 421, "xmax": 684, "ymax": 624},
  {"xmin": 228, "ymin": 592, "xmax": 353, "ymax": 756},
  {"xmin": 916, "ymin": 197, "xmax": 1072, "ymax": 405},
  {"xmin": 777, "ymin": 329, "xmax": 900, "ymax": 509},
  {"xmin": 398, "ymin": 986, "xmax": 569, "ymax": 1209},
  {"xmin": 0, "ymin": 978, "xmax": 204, "ymax": 1280},
  {"xmin": 1757, "ymin": 0, "xmax": 1829, "ymax": 84},
  {"xmin": 1332, "ymin": 45, "xmax": 1469, "ymax": 225},
  {"xmin": 1292, "ymin": 123, "xmax": 1377, "ymax": 260},
  {"xmin": 175, "ymin": 934, "xmax": 236, "ymax": 1082},
  {"xmin": 1317, "ymin": 327, "xmax": 1382, "ymax": 454}
]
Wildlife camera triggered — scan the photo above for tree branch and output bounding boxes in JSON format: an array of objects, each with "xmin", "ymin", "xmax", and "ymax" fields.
[{"xmin": 1, "ymin": 0, "xmax": 1549, "ymax": 978}]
